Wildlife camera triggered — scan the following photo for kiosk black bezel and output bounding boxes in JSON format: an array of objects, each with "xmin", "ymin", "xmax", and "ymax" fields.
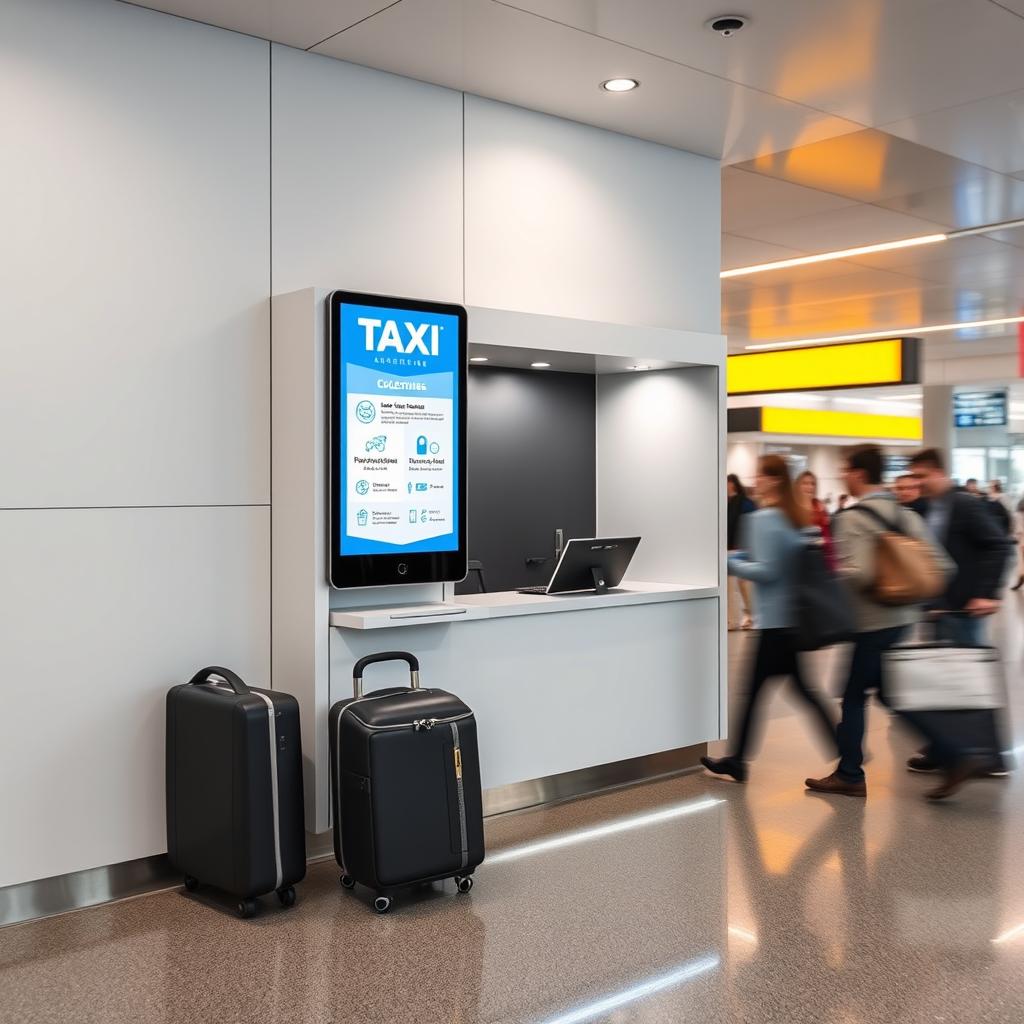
[{"xmin": 328, "ymin": 289, "xmax": 468, "ymax": 589}]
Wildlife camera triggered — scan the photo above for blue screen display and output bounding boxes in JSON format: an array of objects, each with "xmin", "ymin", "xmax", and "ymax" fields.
[{"xmin": 338, "ymin": 302, "xmax": 460, "ymax": 556}]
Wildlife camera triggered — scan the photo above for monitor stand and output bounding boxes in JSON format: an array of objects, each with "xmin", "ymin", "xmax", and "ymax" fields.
[{"xmin": 590, "ymin": 566, "xmax": 609, "ymax": 594}]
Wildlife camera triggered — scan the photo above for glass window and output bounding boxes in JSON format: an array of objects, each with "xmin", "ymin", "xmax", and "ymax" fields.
[
  {"xmin": 952, "ymin": 448, "xmax": 986, "ymax": 486},
  {"xmin": 988, "ymin": 448, "xmax": 1010, "ymax": 489}
]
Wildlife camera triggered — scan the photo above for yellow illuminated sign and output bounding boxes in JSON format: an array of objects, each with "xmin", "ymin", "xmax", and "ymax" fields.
[
  {"xmin": 760, "ymin": 406, "xmax": 922, "ymax": 441},
  {"xmin": 727, "ymin": 339, "xmax": 908, "ymax": 395}
]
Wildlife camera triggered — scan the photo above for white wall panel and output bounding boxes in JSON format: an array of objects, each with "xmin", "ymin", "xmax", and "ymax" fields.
[
  {"xmin": 271, "ymin": 45, "xmax": 463, "ymax": 301},
  {"xmin": 0, "ymin": 506, "xmax": 269, "ymax": 887},
  {"xmin": 330, "ymin": 597, "xmax": 720, "ymax": 793},
  {"xmin": 464, "ymin": 95, "xmax": 720, "ymax": 333},
  {"xmin": 0, "ymin": 0, "xmax": 270, "ymax": 508},
  {"xmin": 598, "ymin": 367, "xmax": 721, "ymax": 586}
]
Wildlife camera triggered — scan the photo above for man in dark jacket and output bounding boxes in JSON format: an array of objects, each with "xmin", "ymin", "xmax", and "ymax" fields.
[
  {"xmin": 908, "ymin": 448, "xmax": 1011, "ymax": 780},
  {"xmin": 909, "ymin": 449, "xmax": 1009, "ymax": 646}
]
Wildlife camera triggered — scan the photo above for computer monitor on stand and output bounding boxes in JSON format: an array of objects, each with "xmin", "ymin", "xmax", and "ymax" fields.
[{"xmin": 517, "ymin": 536, "xmax": 641, "ymax": 596}]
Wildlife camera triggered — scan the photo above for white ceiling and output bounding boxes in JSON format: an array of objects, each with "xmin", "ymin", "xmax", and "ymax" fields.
[
  {"xmin": 129, "ymin": 0, "xmax": 1024, "ymax": 355},
  {"xmin": 129, "ymin": 0, "xmax": 1024, "ymax": 172}
]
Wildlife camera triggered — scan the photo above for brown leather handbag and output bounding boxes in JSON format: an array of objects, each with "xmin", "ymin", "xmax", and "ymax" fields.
[{"xmin": 853, "ymin": 505, "xmax": 947, "ymax": 606}]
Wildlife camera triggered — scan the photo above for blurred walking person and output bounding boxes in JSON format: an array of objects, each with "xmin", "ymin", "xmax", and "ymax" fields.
[
  {"xmin": 894, "ymin": 473, "xmax": 928, "ymax": 517},
  {"xmin": 909, "ymin": 449, "xmax": 1008, "ymax": 647},
  {"xmin": 797, "ymin": 470, "xmax": 835, "ymax": 570},
  {"xmin": 986, "ymin": 479, "xmax": 1014, "ymax": 538},
  {"xmin": 905, "ymin": 448, "xmax": 1012, "ymax": 780},
  {"xmin": 1012, "ymin": 495, "xmax": 1024, "ymax": 592},
  {"xmin": 805, "ymin": 445, "xmax": 957, "ymax": 799},
  {"xmin": 703, "ymin": 456, "xmax": 838, "ymax": 783},
  {"xmin": 727, "ymin": 473, "xmax": 756, "ymax": 629}
]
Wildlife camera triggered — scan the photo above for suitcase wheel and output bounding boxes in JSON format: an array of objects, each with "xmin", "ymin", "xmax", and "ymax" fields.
[
  {"xmin": 236, "ymin": 899, "xmax": 258, "ymax": 919},
  {"xmin": 373, "ymin": 895, "xmax": 392, "ymax": 914},
  {"xmin": 340, "ymin": 874, "xmax": 356, "ymax": 890},
  {"xmin": 183, "ymin": 875, "xmax": 200, "ymax": 893},
  {"xmin": 277, "ymin": 886, "xmax": 297, "ymax": 908},
  {"xmin": 455, "ymin": 875, "xmax": 474, "ymax": 895}
]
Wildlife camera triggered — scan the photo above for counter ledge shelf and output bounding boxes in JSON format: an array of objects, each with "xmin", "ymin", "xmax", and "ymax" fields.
[{"xmin": 329, "ymin": 581, "xmax": 719, "ymax": 630}]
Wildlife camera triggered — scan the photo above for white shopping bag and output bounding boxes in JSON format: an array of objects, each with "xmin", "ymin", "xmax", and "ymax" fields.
[{"xmin": 884, "ymin": 644, "xmax": 1005, "ymax": 711}]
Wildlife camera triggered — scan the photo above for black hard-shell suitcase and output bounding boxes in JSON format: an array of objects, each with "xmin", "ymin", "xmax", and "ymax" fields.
[
  {"xmin": 329, "ymin": 651, "xmax": 484, "ymax": 913},
  {"xmin": 166, "ymin": 666, "xmax": 306, "ymax": 917},
  {"xmin": 885, "ymin": 616, "xmax": 1013, "ymax": 771}
]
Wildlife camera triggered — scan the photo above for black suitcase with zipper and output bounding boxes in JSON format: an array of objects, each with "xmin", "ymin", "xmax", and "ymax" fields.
[
  {"xmin": 166, "ymin": 666, "xmax": 306, "ymax": 917},
  {"xmin": 329, "ymin": 651, "xmax": 484, "ymax": 913}
]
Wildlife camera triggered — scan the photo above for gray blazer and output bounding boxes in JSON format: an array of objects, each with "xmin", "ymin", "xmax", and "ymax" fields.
[{"xmin": 833, "ymin": 493, "xmax": 954, "ymax": 634}]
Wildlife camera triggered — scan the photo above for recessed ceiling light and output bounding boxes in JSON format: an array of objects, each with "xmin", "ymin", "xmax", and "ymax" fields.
[
  {"xmin": 600, "ymin": 78, "xmax": 639, "ymax": 93},
  {"xmin": 629, "ymin": 365, "xmax": 651, "ymax": 370},
  {"xmin": 469, "ymin": 356, "xmax": 488, "ymax": 362},
  {"xmin": 531, "ymin": 362, "xmax": 551, "ymax": 369}
]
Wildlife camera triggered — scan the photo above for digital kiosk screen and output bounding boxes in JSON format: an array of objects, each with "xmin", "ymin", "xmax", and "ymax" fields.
[{"xmin": 329, "ymin": 290, "xmax": 467, "ymax": 588}]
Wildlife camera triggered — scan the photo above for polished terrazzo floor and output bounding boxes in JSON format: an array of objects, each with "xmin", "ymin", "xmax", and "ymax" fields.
[{"xmin": 3, "ymin": 609, "xmax": 1024, "ymax": 1023}]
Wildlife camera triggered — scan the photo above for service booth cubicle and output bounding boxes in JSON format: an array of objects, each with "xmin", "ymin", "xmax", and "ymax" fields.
[{"xmin": 272, "ymin": 289, "xmax": 727, "ymax": 836}]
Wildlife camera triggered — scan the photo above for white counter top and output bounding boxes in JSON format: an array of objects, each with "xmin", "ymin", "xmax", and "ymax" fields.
[{"xmin": 329, "ymin": 581, "xmax": 718, "ymax": 630}]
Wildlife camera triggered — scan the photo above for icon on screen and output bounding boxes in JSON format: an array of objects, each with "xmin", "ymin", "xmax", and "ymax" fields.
[
  {"xmin": 365, "ymin": 435, "xmax": 387, "ymax": 452},
  {"xmin": 420, "ymin": 510, "xmax": 428, "ymax": 523},
  {"xmin": 429, "ymin": 442, "xmax": 441, "ymax": 455},
  {"xmin": 356, "ymin": 509, "xmax": 368, "ymax": 527},
  {"xmin": 355, "ymin": 479, "xmax": 370, "ymax": 496},
  {"xmin": 409, "ymin": 509, "xmax": 417, "ymax": 524},
  {"xmin": 415, "ymin": 482, "xmax": 428, "ymax": 492},
  {"xmin": 416, "ymin": 435, "xmax": 428, "ymax": 455},
  {"xmin": 356, "ymin": 401, "xmax": 376, "ymax": 424}
]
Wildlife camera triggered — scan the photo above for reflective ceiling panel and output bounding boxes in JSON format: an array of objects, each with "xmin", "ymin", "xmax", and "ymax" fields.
[{"xmin": 502, "ymin": 0, "xmax": 1024, "ymax": 128}]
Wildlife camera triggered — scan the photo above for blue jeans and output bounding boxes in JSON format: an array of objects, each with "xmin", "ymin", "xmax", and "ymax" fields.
[
  {"xmin": 935, "ymin": 613, "xmax": 985, "ymax": 647},
  {"xmin": 838, "ymin": 626, "xmax": 972, "ymax": 780},
  {"xmin": 836, "ymin": 626, "xmax": 907, "ymax": 782}
]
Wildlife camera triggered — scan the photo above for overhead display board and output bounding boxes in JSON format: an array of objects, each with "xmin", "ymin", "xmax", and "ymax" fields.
[
  {"xmin": 727, "ymin": 338, "xmax": 920, "ymax": 396},
  {"xmin": 953, "ymin": 390, "xmax": 1007, "ymax": 428},
  {"xmin": 328, "ymin": 290, "xmax": 467, "ymax": 588}
]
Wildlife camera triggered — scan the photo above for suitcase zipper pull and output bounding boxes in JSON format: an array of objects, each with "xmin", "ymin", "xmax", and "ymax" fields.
[
  {"xmin": 454, "ymin": 747, "xmax": 463, "ymax": 780},
  {"xmin": 413, "ymin": 718, "xmax": 439, "ymax": 731}
]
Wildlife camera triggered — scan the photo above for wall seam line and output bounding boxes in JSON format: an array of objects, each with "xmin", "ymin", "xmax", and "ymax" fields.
[{"xmin": 269, "ymin": 39, "xmax": 274, "ymax": 689}]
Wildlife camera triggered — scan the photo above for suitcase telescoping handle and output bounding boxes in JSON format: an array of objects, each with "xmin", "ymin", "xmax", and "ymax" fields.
[
  {"xmin": 187, "ymin": 665, "xmax": 251, "ymax": 695},
  {"xmin": 352, "ymin": 651, "xmax": 420, "ymax": 699}
]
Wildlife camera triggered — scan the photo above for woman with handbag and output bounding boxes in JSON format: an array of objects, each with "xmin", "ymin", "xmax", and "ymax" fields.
[{"xmin": 702, "ymin": 455, "xmax": 839, "ymax": 783}]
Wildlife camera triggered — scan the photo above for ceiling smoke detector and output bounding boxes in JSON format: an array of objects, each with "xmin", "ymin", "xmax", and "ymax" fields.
[{"xmin": 706, "ymin": 15, "xmax": 748, "ymax": 37}]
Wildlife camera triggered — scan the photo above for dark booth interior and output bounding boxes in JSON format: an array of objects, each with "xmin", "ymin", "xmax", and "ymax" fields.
[{"xmin": 456, "ymin": 366, "xmax": 597, "ymax": 594}]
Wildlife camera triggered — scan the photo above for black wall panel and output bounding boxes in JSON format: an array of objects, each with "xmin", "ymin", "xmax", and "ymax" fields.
[{"xmin": 456, "ymin": 366, "xmax": 597, "ymax": 594}]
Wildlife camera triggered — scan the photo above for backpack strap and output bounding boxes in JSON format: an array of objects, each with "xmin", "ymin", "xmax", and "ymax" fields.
[{"xmin": 851, "ymin": 502, "xmax": 905, "ymax": 535}]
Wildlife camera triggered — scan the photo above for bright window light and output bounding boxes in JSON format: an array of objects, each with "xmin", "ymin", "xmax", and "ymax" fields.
[
  {"xmin": 600, "ymin": 77, "xmax": 640, "ymax": 92},
  {"xmin": 487, "ymin": 797, "xmax": 724, "ymax": 865},
  {"xmin": 744, "ymin": 316, "xmax": 1024, "ymax": 351},
  {"xmin": 536, "ymin": 955, "xmax": 720, "ymax": 1024},
  {"xmin": 721, "ymin": 233, "xmax": 946, "ymax": 278}
]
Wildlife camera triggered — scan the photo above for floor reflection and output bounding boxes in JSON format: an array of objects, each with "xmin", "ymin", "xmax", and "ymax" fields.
[{"xmin": 2, "ymin": 620, "xmax": 1023, "ymax": 1023}]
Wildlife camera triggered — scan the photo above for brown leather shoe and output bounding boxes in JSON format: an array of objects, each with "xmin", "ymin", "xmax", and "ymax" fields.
[
  {"xmin": 805, "ymin": 772, "xmax": 866, "ymax": 798},
  {"xmin": 925, "ymin": 756, "xmax": 990, "ymax": 801}
]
